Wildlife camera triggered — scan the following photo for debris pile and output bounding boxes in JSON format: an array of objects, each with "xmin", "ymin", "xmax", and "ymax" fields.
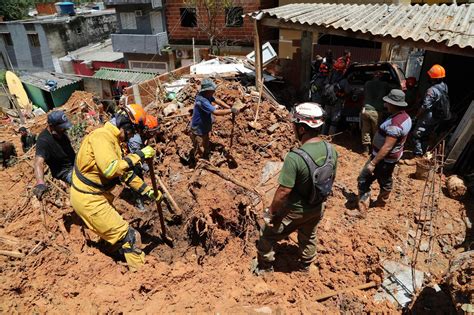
[{"xmin": 0, "ymin": 77, "xmax": 471, "ymax": 313}]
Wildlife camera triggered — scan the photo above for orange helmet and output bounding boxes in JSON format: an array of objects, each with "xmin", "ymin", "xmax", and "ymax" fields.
[
  {"xmin": 124, "ymin": 103, "xmax": 147, "ymax": 128},
  {"xmin": 427, "ymin": 64, "xmax": 446, "ymax": 79},
  {"xmin": 145, "ymin": 114, "xmax": 158, "ymax": 131}
]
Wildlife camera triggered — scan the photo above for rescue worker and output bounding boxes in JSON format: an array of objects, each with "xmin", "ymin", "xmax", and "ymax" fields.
[
  {"xmin": 70, "ymin": 104, "xmax": 163, "ymax": 271},
  {"xmin": 0, "ymin": 141, "xmax": 17, "ymax": 170},
  {"xmin": 360, "ymin": 71, "xmax": 390, "ymax": 154},
  {"xmin": 254, "ymin": 103, "xmax": 338, "ymax": 274},
  {"xmin": 310, "ymin": 63, "xmax": 329, "ymax": 104},
  {"xmin": 33, "ymin": 110, "xmax": 75, "ymax": 200},
  {"xmin": 19, "ymin": 126, "xmax": 36, "ymax": 153},
  {"xmin": 322, "ymin": 59, "xmax": 351, "ymax": 135},
  {"xmin": 412, "ymin": 64, "xmax": 451, "ymax": 156},
  {"xmin": 189, "ymin": 78, "xmax": 239, "ymax": 161},
  {"xmin": 347, "ymin": 89, "xmax": 412, "ymax": 219},
  {"xmin": 126, "ymin": 114, "xmax": 160, "ymax": 211}
]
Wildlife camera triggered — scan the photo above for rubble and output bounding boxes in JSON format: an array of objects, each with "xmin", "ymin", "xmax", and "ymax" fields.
[{"xmin": 0, "ymin": 77, "xmax": 471, "ymax": 314}]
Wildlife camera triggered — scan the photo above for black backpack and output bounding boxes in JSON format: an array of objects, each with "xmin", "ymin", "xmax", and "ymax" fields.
[
  {"xmin": 433, "ymin": 89, "xmax": 451, "ymax": 121},
  {"xmin": 291, "ymin": 142, "xmax": 336, "ymax": 205}
]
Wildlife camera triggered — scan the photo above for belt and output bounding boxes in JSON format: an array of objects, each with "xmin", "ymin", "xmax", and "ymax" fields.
[{"xmin": 73, "ymin": 163, "xmax": 119, "ymax": 194}]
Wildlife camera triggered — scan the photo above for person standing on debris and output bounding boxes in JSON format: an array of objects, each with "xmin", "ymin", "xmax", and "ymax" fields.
[
  {"xmin": 360, "ymin": 71, "xmax": 390, "ymax": 154},
  {"xmin": 412, "ymin": 64, "xmax": 451, "ymax": 157},
  {"xmin": 189, "ymin": 78, "xmax": 239, "ymax": 161},
  {"xmin": 33, "ymin": 110, "xmax": 75, "ymax": 200},
  {"xmin": 19, "ymin": 126, "xmax": 36, "ymax": 153},
  {"xmin": 347, "ymin": 90, "xmax": 412, "ymax": 219},
  {"xmin": 70, "ymin": 104, "xmax": 164, "ymax": 272},
  {"xmin": 254, "ymin": 103, "xmax": 338, "ymax": 274},
  {"xmin": 125, "ymin": 114, "xmax": 160, "ymax": 211}
]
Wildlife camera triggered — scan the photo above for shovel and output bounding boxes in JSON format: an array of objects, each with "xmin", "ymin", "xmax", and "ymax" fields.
[
  {"xmin": 146, "ymin": 158, "xmax": 174, "ymax": 247},
  {"xmin": 248, "ymin": 79, "xmax": 264, "ymax": 130}
]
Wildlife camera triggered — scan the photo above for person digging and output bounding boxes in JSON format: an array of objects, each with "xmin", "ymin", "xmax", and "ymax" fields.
[
  {"xmin": 253, "ymin": 103, "xmax": 338, "ymax": 275},
  {"xmin": 189, "ymin": 78, "xmax": 240, "ymax": 163},
  {"xmin": 70, "ymin": 104, "xmax": 164, "ymax": 271},
  {"xmin": 346, "ymin": 89, "xmax": 412, "ymax": 219}
]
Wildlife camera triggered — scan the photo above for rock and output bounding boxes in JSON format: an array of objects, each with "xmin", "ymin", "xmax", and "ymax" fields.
[
  {"xmin": 163, "ymin": 102, "xmax": 179, "ymax": 116},
  {"xmin": 446, "ymin": 175, "xmax": 467, "ymax": 200},
  {"xmin": 408, "ymin": 230, "xmax": 417, "ymax": 238},
  {"xmin": 260, "ymin": 161, "xmax": 283, "ymax": 183},
  {"xmin": 419, "ymin": 240, "xmax": 429, "ymax": 252},
  {"xmin": 267, "ymin": 123, "xmax": 280, "ymax": 134},
  {"xmin": 254, "ymin": 306, "xmax": 272, "ymax": 314}
]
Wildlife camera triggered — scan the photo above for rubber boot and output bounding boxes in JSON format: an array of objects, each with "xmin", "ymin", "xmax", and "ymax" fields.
[
  {"xmin": 373, "ymin": 190, "xmax": 390, "ymax": 207},
  {"xmin": 345, "ymin": 193, "xmax": 369, "ymax": 219}
]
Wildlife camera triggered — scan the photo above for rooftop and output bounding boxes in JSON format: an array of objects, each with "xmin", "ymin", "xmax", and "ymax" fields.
[
  {"xmin": 63, "ymin": 39, "xmax": 124, "ymax": 63},
  {"xmin": 0, "ymin": 9, "xmax": 115, "ymax": 24},
  {"xmin": 21, "ymin": 72, "xmax": 82, "ymax": 91},
  {"xmin": 249, "ymin": 3, "xmax": 474, "ymax": 54},
  {"xmin": 93, "ymin": 67, "xmax": 157, "ymax": 84}
]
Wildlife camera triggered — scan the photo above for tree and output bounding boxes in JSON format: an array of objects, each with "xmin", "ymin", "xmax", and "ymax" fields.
[
  {"xmin": 184, "ymin": 0, "xmax": 241, "ymax": 54},
  {"xmin": 0, "ymin": 0, "xmax": 33, "ymax": 21}
]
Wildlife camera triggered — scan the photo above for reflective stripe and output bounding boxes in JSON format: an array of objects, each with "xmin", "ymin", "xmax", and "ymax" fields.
[
  {"xmin": 124, "ymin": 171, "xmax": 137, "ymax": 185},
  {"xmin": 104, "ymin": 160, "xmax": 119, "ymax": 178},
  {"xmin": 136, "ymin": 150, "xmax": 145, "ymax": 160},
  {"xmin": 137, "ymin": 183, "xmax": 148, "ymax": 194},
  {"xmin": 124, "ymin": 157, "xmax": 134, "ymax": 170}
]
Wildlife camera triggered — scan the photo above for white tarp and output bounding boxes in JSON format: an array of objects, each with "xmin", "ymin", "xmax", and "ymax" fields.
[{"xmin": 190, "ymin": 58, "xmax": 252, "ymax": 75}]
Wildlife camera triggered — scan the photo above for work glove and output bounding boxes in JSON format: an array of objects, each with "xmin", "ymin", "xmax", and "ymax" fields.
[
  {"xmin": 139, "ymin": 146, "xmax": 156, "ymax": 159},
  {"xmin": 33, "ymin": 183, "xmax": 48, "ymax": 200},
  {"xmin": 231, "ymin": 107, "xmax": 239, "ymax": 115},
  {"xmin": 145, "ymin": 189, "xmax": 163, "ymax": 203}
]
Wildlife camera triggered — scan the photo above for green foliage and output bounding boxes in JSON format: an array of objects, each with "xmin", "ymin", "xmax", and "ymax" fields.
[
  {"xmin": 68, "ymin": 118, "xmax": 88, "ymax": 151},
  {"xmin": 0, "ymin": 0, "xmax": 34, "ymax": 21},
  {"xmin": 0, "ymin": 70, "xmax": 6, "ymax": 85}
]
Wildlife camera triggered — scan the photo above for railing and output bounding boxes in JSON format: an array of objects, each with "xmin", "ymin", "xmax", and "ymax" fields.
[{"xmin": 111, "ymin": 32, "xmax": 168, "ymax": 54}]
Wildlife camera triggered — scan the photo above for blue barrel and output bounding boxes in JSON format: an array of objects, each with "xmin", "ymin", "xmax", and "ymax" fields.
[{"xmin": 57, "ymin": 2, "xmax": 75, "ymax": 16}]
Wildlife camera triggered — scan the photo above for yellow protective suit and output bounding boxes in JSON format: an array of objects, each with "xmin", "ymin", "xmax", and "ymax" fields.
[{"xmin": 70, "ymin": 122, "xmax": 151, "ymax": 271}]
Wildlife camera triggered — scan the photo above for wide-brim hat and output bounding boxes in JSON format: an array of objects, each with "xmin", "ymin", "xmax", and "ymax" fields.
[
  {"xmin": 383, "ymin": 89, "xmax": 408, "ymax": 107},
  {"xmin": 200, "ymin": 78, "xmax": 217, "ymax": 92}
]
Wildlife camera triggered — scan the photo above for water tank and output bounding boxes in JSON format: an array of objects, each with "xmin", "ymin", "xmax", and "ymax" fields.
[{"xmin": 57, "ymin": 2, "xmax": 75, "ymax": 16}]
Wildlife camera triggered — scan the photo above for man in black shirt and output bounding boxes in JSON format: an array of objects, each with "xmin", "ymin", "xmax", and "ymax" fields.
[
  {"xmin": 33, "ymin": 110, "xmax": 76, "ymax": 199},
  {"xmin": 19, "ymin": 127, "xmax": 36, "ymax": 153}
]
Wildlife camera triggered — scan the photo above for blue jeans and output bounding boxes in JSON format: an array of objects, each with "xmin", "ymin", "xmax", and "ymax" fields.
[{"xmin": 412, "ymin": 112, "xmax": 440, "ymax": 156}]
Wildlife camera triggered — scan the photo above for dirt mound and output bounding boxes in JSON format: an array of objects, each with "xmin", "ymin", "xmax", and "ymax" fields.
[{"xmin": 0, "ymin": 78, "xmax": 470, "ymax": 313}]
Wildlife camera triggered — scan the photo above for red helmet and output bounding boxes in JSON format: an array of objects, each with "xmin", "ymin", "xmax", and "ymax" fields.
[
  {"xmin": 145, "ymin": 114, "xmax": 158, "ymax": 131},
  {"xmin": 319, "ymin": 63, "xmax": 329, "ymax": 74}
]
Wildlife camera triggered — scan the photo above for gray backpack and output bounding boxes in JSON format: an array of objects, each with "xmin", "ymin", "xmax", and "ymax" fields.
[{"xmin": 291, "ymin": 142, "xmax": 335, "ymax": 205}]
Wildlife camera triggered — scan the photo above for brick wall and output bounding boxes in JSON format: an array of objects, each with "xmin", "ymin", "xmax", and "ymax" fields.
[{"xmin": 166, "ymin": 0, "xmax": 277, "ymax": 46}]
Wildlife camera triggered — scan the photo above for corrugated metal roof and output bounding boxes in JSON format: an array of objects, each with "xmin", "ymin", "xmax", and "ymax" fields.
[
  {"xmin": 68, "ymin": 39, "xmax": 124, "ymax": 63},
  {"xmin": 21, "ymin": 72, "xmax": 82, "ymax": 91},
  {"xmin": 93, "ymin": 67, "xmax": 157, "ymax": 83},
  {"xmin": 249, "ymin": 3, "xmax": 474, "ymax": 50}
]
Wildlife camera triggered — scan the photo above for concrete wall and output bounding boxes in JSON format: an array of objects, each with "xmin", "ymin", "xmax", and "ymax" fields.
[
  {"xmin": 115, "ymin": 4, "xmax": 165, "ymax": 35},
  {"xmin": 0, "ymin": 13, "xmax": 117, "ymax": 72}
]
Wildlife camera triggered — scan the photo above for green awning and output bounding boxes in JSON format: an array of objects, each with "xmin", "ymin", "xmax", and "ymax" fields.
[{"xmin": 93, "ymin": 67, "xmax": 157, "ymax": 84}]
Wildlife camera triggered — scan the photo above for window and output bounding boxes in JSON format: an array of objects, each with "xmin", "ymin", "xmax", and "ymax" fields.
[
  {"xmin": 120, "ymin": 12, "xmax": 137, "ymax": 30},
  {"xmin": 129, "ymin": 61, "xmax": 168, "ymax": 73},
  {"xmin": 1, "ymin": 33, "xmax": 13, "ymax": 46},
  {"xmin": 180, "ymin": 8, "xmax": 197, "ymax": 27},
  {"xmin": 225, "ymin": 7, "xmax": 243, "ymax": 27},
  {"xmin": 27, "ymin": 34, "xmax": 40, "ymax": 47}
]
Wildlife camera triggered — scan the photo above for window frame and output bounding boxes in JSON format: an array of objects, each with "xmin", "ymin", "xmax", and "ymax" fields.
[{"xmin": 179, "ymin": 8, "xmax": 197, "ymax": 28}]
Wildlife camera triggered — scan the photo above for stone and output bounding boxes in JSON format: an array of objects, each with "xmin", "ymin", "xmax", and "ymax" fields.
[
  {"xmin": 419, "ymin": 240, "xmax": 429, "ymax": 252},
  {"xmin": 163, "ymin": 102, "xmax": 179, "ymax": 116},
  {"xmin": 267, "ymin": 123, "xmax": 280, "ymax": 134}
]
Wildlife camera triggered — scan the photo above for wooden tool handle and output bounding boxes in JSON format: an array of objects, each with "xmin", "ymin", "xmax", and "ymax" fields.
[
  {"xmin": 315, "ymin": 281, "xmax": 378, "ymax": 302},
  {"xmin": 147, "ymin": 159, "xmax": 167, "ymax": 238}
]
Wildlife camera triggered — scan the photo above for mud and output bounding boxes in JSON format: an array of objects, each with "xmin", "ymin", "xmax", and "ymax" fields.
[{"xmin": 0, "ymin": 80, "xmax": 470, "ymax": 313}]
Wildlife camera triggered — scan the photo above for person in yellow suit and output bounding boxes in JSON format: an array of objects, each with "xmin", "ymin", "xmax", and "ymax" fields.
[{"xmin": 70, "ymin": 104, "xmax": 163, "ymax": 271}]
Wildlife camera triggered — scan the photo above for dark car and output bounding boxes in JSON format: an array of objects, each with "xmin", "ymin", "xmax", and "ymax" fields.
[{"xmin": 342, "ymin": 62, "xmax": 406, "ymax": 125}]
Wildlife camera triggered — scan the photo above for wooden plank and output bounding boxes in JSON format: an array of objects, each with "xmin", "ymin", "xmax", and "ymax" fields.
[
  {"xmin": 253, "ymin": 19, "xmax": 263, "ymax": 87},
  {"xmin": 0, "ymin": 249, "xmax": 24, "ymax": 259}
]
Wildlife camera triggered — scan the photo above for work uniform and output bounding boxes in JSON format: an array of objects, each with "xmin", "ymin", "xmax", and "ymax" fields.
[
  {"xmin": 361, "ymin": 78, "xmax": 389, "ymax": 147},
  {"xmin": 189, "ymin": 93, "xmax": 216, "ymax": 159},
  {"xmin": 70, "ymin": 122, "xmax": 152, "ymax": 270},
  {"xmin": 322, "ymin": 71, "xmax": 350, "ymax": 135},
  {"xmin": 36, "ymin": 129, "xmax": 75, "ymax": 184},
  {"xmin": 358, "ymin": 111, "xmax": 411, "ymax": 200},
  {"xmin": 413, "ymin": 82, "xmax": 450, "ymax": 156},
  {"xmin": 257, "ymin": 141, "xmax": 338, "ymax": 267}
]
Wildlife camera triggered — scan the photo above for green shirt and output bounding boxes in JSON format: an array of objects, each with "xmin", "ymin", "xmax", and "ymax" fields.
[{"xmin": 278, "ymin": 141, "xmax": 338, "ymax": 213}]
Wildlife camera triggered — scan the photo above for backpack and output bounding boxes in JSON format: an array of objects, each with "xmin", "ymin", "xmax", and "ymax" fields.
[
  {"xmin": 433, "ymin": 87, "xmax": 451, "ymax": 121},
  {"xmin": 291, "ymin": 141, "xmax": 336, "ymax": 206}
]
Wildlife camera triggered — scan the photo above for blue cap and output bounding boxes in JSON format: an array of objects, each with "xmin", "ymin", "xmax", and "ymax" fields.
[{"xmin": 47, "ymin": 110, "xmax": 72, "ymax": 129}]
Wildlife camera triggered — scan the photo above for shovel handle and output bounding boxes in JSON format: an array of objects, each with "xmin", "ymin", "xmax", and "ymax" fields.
[{"xmin": 146, "ymin": 158, "xmax": 167, "ymax": 239}]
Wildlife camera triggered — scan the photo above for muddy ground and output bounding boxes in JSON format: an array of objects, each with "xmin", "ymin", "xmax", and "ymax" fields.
[{"xmin": 0, "ymin": 87, "xmax": 471, "ymax": 313}]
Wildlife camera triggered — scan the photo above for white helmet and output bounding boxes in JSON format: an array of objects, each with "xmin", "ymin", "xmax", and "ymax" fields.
[{"xmin": 291, "ymin": 102, "xmax": 325, "ymax": 128}]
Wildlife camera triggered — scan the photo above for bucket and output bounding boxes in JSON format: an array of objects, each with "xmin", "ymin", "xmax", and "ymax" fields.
[{"xmin": 415, "ymin": 158, "xmax": 433, "ymax": 180}]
